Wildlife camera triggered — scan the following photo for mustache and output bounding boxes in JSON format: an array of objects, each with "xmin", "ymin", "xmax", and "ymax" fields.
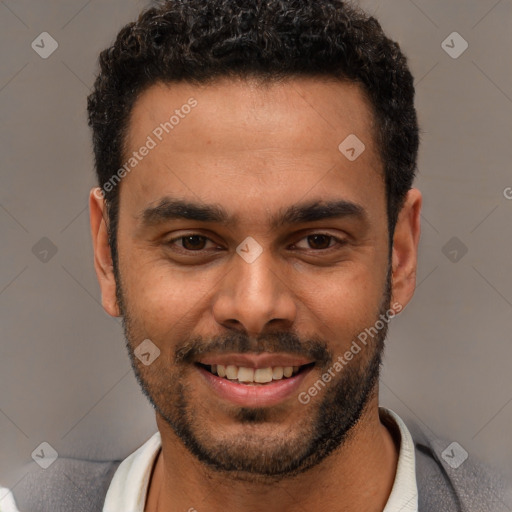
[{"xmin": 175, "ymin": 330, "xmax": 332, "ymax": 367}]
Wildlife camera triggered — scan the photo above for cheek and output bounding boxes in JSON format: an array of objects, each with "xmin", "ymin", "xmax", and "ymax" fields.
[
  {"xmin": 119, "ymin": 252, "xmax": 212, "ymax": 340},
  {"xmin": 300, "ymin": 262, "xmax": 387, "ymax": 346}
]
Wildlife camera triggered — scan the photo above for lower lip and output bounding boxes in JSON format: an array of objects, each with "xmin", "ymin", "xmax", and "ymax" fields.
[{"xmin": 196, "ymin": 364, "xmax": 314, "ymax": 407}]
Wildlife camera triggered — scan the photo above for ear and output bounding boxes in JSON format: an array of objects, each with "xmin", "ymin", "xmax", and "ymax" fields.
[
  {"xmin": 390, "ymin": 188, "xmax": 422, "ymax": 312},
  {"xmin": 89, "ymin": 188, "xmax": 121, "ymax": 317}
]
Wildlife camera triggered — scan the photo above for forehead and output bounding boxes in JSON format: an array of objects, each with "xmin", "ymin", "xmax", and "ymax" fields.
[
  {"xmin": 125, "ymin": 76, "xmax": 379, "ymax": 158},
  {"xmin": 119, "ymin": 76, "xmax": 385, "ymax": 229}
]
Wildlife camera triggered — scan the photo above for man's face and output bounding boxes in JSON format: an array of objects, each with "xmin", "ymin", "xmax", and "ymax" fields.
[{"xmin": 99, "ymin": 77, "xmax": 401, "ymax": 478}]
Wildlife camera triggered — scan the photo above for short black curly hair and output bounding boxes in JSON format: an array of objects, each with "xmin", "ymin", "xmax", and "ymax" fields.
[{"xmin": 87, "ymin": 0, "xmax": 419, "ymax": 265}]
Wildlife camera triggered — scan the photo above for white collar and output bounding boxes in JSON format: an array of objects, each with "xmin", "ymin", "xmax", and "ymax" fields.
[
  {"xmin": 0, "ymin": 487, "xmax": 20, "ymax": 512},
  {"xmin": 103, "ymin": 430, "xmax": 162, "ymax": 512},
  {"xmin": 381, "ymin": 408, "xmax": 418, "ymax": 512},
  {"xmin": 103, "ymin": 407, "xmax": 418, "ymax": 512}
]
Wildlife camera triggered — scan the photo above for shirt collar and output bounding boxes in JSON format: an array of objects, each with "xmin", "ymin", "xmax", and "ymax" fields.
[
  {"xmin": 103, "ymin": 407, "xmax": 418, "ymax": 512},
  {"xmin": 380, "ymin": 407, "xmax": 419, "ymax": 512}
]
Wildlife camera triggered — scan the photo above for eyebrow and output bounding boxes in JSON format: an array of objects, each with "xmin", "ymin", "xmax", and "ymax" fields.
[{"xmin": 139, "ymin": 197, "xmax": 368, "ymax": 230}]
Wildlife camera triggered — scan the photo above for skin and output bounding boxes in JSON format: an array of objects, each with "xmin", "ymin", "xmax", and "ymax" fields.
[{"xmin": 89, "ymin": 77, "xmax": 422, "ymax": 512}]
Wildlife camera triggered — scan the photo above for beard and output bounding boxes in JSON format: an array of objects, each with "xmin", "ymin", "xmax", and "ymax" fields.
[{"xmin": 114, "ymin": 262, "xmax": 392, "ymax": 482}]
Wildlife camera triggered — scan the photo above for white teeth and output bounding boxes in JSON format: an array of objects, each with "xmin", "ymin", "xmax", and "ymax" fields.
[
  {"xmin": 225, "ymin": 365, "xmax": 238, "ymax": 380},
  {"xmin": 238, "ymin": 367, "xmax": 254, "ymax": 382},
  {"xmin": 206, "ymin": 363, "xmax": 305, "ymax": 383},
  {"xmin": 254, "ymin": 368, "xmax": 273, "ymax": 383},
  {"xmin": 272, "ymin": 367, "xmax": 284, "ymax": 379}
]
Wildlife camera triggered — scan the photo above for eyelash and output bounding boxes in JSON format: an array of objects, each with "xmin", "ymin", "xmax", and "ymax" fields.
[{"xmin": 164, "ymin": 233, "xmax": 348, "ymax": 253}]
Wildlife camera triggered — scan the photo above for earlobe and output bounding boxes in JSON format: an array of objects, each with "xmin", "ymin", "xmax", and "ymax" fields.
[
  {"xmin": 390, "ymin": 188, "xmax": 422, "ymax": 310},
  {"xmin": 89, "ymin": 188, "xmax": 121, "ymax": 317}
]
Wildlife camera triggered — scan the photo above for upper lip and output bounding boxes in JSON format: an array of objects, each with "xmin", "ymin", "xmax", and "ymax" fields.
[{"xmin": 196, "ymin": 353, "xmax": 314, "ymax": 369}]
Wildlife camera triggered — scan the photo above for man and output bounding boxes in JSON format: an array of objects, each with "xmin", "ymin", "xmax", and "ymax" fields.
[{"xmin": 9, "ymin": 1, "xmax": 509, "ymax": 511}]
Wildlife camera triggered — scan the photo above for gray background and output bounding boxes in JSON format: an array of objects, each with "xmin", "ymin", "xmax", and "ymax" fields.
[{"xmin": 1, "ymin": 0, "xmax": 511, "ymax": 499}]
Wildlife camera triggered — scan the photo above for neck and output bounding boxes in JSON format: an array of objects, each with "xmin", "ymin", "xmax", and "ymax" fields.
[{"xmin": 145, "ymin": 396, "xmax": 399, "ymax": 512}]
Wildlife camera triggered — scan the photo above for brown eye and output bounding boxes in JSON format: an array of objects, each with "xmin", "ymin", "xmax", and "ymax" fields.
[
  {"xmin": 293, "ymin": 233, "xmax": 346, "ymax": 251},
  {"xmin": 180, "ymin": 235, "xmax": 208, "ymax": 250},
  {"xmin": 306, "ymin": 234, "xmax": 333, "ymax": 250},
  {"xmin": 165, "ymin": 234, "xmax": 216, "ymax": 252}
]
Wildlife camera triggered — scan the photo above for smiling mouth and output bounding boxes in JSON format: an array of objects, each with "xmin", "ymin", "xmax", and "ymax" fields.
[{"xmin": 195, "ymin": 362, "xmax": 315, "ymax": 385}]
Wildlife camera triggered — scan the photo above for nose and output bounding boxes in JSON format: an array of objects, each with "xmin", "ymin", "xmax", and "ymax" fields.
[{"xmin": 212, "ymin": 244, "xmax": 297, "ymax": 336}]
